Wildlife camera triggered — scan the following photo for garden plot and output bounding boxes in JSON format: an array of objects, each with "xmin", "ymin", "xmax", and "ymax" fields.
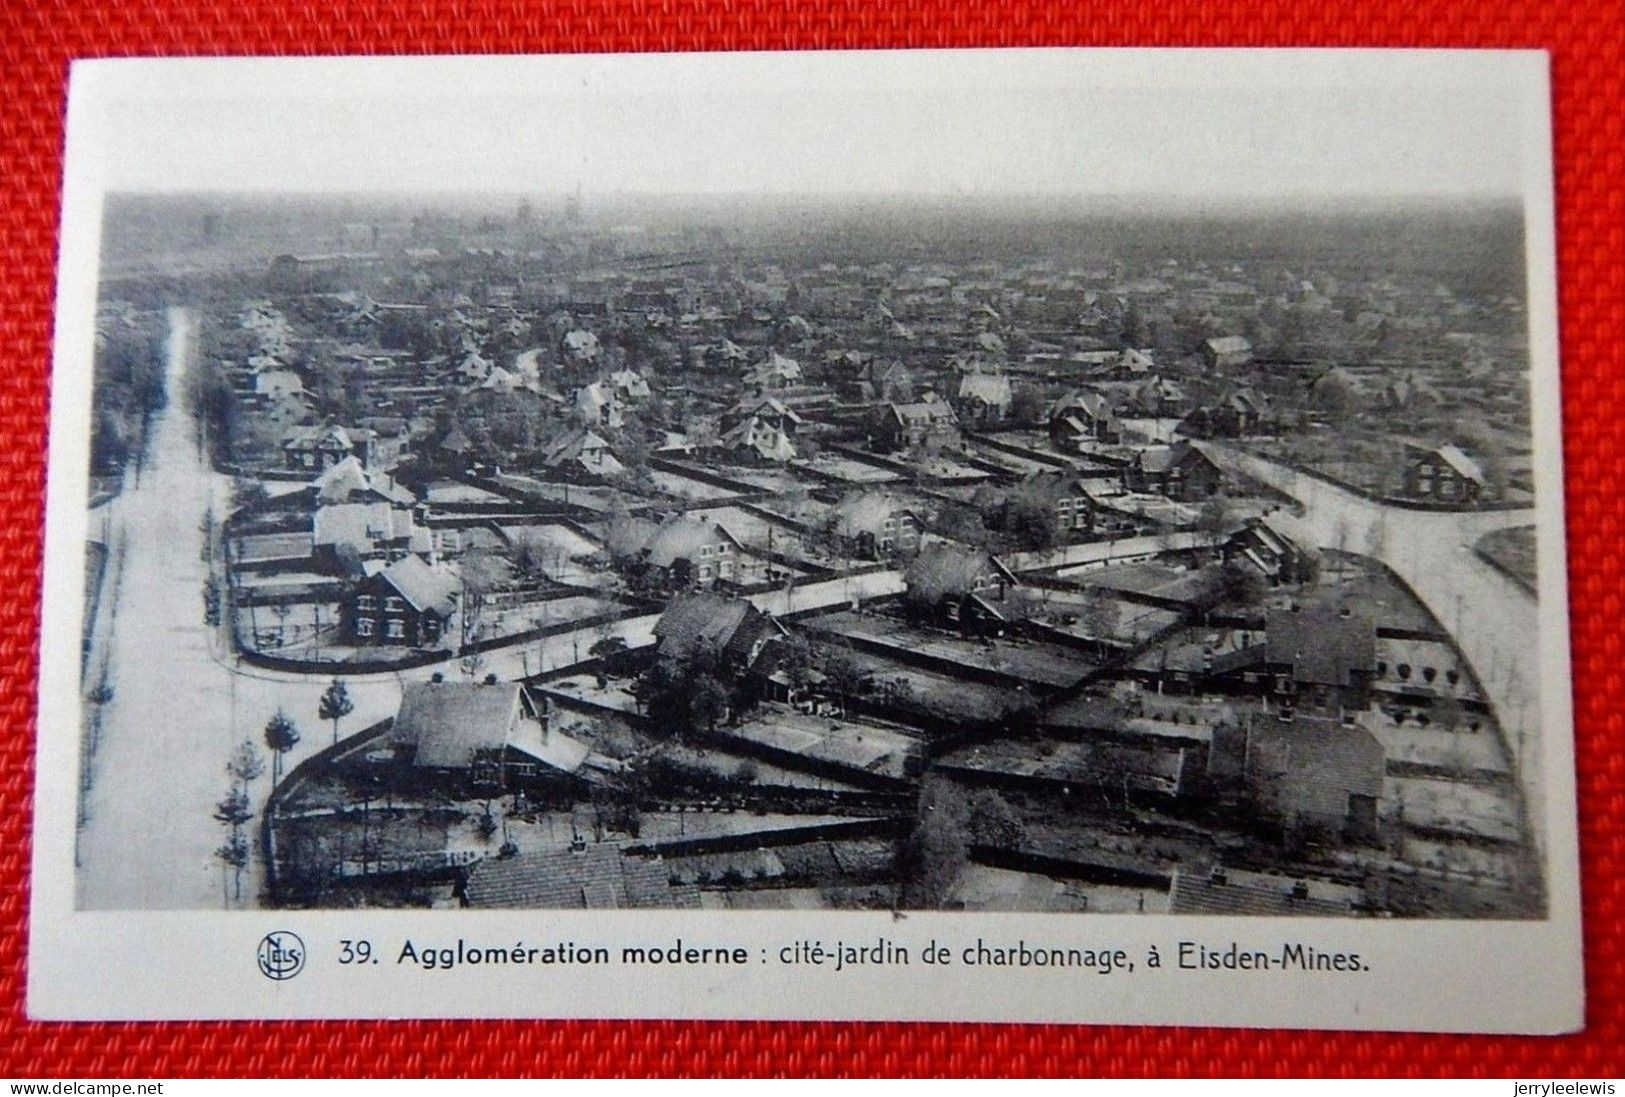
[
  {"xmin": 424, "ymin": 479, "xmax": 508, "ymax": 505},
  {"xmin": 912, "ymin": 454, "xmax": 993, "ymax": 482},
  {"xmin": 1397, "ymin": 835, "xmax": 1531, "ymax": 887},
  {"xmin": 492, "ymin": 475, "xmax": 623, "ymax": 513},
  {"xmin": 839, "ymin": 651, "xmax": 1013, "ymax": 724},
  {"xmin": 473, "ymin": 594, "xmax": 621, "ymax": 643},
  {"xmin": 543, "ymin": 673, "xmax": 641, "ymax": 715},
  {"xmin": 234, "ymin": 531, "xmax": 314, "ymax": 563},
  {"xmin": 1373, "ymin": 637, "xmax": 1481, "ymax": 702},
  {"xmin": 689, "ymin": 505, "xmax": 848, "ymax": 569},
  {"xmin": 497, "ymin": 522, "xmax": 600, "ymax": 559},
  {"xmin": 726, "ymin": 706, "xmax": 922, "ymax": 782},
  {"xmin": 1020, "ymin": 586, "xmax": 1180, "ymax": 645},
  {"xmin": 1058, "ymin": 561, "xmax": 1198, "ymax": 599},
  {"xmin": 646, "ymin": 468, "xmax": 740, "ymax": 501},
  {"xmin": 661, "ymin": 743, "xmax": 869, "ymax": 792},
  {"xmin": 813, "ymin": 611, "xmax": 1093, "ymax": 689},
  {"xmin": 949, "ymin": 864, "xmax": 1168, "ymax": 914},
  {"xmin": 1370, "ymin": 715, "xmax": 1509, "ymax": 779},
  {"xmin": 708, "ymin": 466, "xmax": 807, "ymax": 494},
  {"xmin": 1385, "ymin": 775, "xmax": 1525, "ymax": 845},
  {"xmin": 965, "ymin": 442, "xmax": 1064, "ymax": 477},
  {"xmin": 794, "ymin": 453, "xmax": 901, "ymax": 484},
  {"xmin": 1477, "ymin": 525, "xmax": 1537, "ymax": 589}
]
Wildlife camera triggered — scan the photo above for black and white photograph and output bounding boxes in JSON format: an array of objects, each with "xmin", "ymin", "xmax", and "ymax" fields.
[{"xmin": 30, "ymin": 50, "xmax": 1582, "ymax": 1028}]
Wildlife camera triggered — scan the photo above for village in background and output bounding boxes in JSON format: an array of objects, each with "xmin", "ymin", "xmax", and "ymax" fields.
[{"xmin": 76, "ymin": 190, "xmax": 1545, "ymax": 918}]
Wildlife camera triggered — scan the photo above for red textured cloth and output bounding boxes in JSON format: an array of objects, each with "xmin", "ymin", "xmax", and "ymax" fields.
[{"xmin": 2, "ymin": 0, "xmax": 1621, "ymax": 1079}]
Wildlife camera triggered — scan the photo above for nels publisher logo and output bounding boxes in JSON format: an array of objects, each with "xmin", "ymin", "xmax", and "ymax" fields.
[{"xmin": 257, "ymin": 931, "xmax": 306, "ymax": 981}]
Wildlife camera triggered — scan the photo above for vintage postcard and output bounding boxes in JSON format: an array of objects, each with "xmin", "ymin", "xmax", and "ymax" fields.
[{"xmin": 29, "ymin": 49, "xmax": 1581, "ymax": 1030}]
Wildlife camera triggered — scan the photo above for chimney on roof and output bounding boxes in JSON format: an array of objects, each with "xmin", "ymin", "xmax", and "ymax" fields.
[
  {"xmin": 1209, "ymin": 866, "xmax": 1228, "ymax": 886},
  {"xmin": 1290, "ymin": 880, "xmax": 1310, "ymax": 901}
]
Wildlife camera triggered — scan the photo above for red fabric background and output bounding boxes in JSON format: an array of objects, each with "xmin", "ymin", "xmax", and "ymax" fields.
[{"xmin": 1, "ymin": 0, "xmax": 1621, "ymax": 1078}]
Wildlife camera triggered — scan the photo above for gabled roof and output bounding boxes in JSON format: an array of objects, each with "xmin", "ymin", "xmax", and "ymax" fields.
[
  {"xmin": 1050, "ymin": 388, "xmax": 1115, "ymax": 422},
  {"xmin": 377, "ymin": 554, "xmax": 460, "ymax": 617},
  {"xmin": 438, "ymin": 426, "xmax": 474, "ymax": 453},
  {"xmin": 887, "ymin": 399, "xmax": 959, "ymax": 428},
  {"xmin": 539, "ymin": 426, "xmax": 622, "ymax": 474},
  {"xmin": 284, "ymin": 423, "xmax": 374, "ymax": 452},
  {"xmin": 730, "ymin": 394, "xmax": 804, "ymax": 425},
  {"xmin": 640, "ymin": 515, "xmax": 738, "ymax": 569},
  {"xmin": 1419, "ymin": 443, "xmax": 1487, "ymax": 484},
  {"xmin": 1133, "ymin": 376, "xmax": 1187, "ymax": 404},
  {"xmin": 1244, "ymin": 711, "xmax": 1385, "ymax": 821},
  {"xmin": 313, "ymin": 502, "xmax": 422, "ymax": 552},
  {"xmin": 608, "ymin": 368, "xmax": 650, "ymax": 397},
  {"xmin": 1169, "ymin": 867, "xmax": 1362, "ymax": 916},
  {"xmin": 828, "ymin": 490, "xmax": 916, "ymax": 538},
  {"xmin": 463, "ymin": 845, "xmax": 701, "ymax": 909},
  {"xmin": 314, "ymin": 456, "xmax": 415, "ymax": 506},
  {"xmin": 653, "ymin": 594, "xmax": 757, "ymax": 664},
  {"xmin": 1117, "ymin": 347, "xmax": 1155, "ymax": 372},
  {"xmin": 907, "ymin": 543, "xmax": 1018, "ymax": 596},
  {"xmin": 1135, "ymin": 439, "xmax": 1211, "ymax": 475},
  {"xmin": 391, "ymin": 680, "xmax": 521, "ymax": 768},
  {"xmin": 747, "ymin": 350, "xmax": 802, "ymax": 382},
  {"xmin": 1204, "ymin": 335, "xmax": 1253, "ymax": 356},
  {"xmin": 957, "ymin": 371, "xmax": 1013, "ymax": 407},
  {"xmin": 1264, "ymin": 606, "xmax": 1375, "ymax": 688},
  {"xmin": 720, "ymin": 416, "xmax": 797, "ymax": 462}
]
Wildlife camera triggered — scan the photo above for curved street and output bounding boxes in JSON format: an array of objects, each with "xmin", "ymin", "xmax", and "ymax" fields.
[
  {"xmin": 75, "ymin": 307, "xmax": 907, "ymax": 909},
  {"xmin": 1198, "ymin": 441, "xmax": 1549, "ymax": 855}
]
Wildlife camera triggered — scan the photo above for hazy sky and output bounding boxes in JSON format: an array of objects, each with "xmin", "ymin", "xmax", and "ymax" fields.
[{"xmin": 75, "ymin": 50, "xmax": 1540, "ymax": 199}]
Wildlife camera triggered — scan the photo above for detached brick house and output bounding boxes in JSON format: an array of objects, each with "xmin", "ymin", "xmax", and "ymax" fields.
[
  {"xmin": 283, "ymin": 423, "xmax": 378, "ymax": 471},
  {"xmin": 344, "ymin": 554, "xmax": 459, "ymax": 648},
  {"xmin": 1123, "ymin": 440, "xmax": 1226, "ymax": 501},
  {"xmin": 874, "ymin": 398, "xmax": 959, "ymax": 453},
  {"xmin": 1178, "ymin": 389, "xmax": 1275, "ymax": 438},
  {"xmin": 827, "ymin": 490, "xmax": 922, "ymax": 559},
  {"xmin": 1201, "ymin": 335, "xmax": 1254, "ymax": 371},
  {"xmin": 1207, "ymin": 604, "xmax": 1377, "ymax": 712},
  {"xmin": 1223, "ymin": 512, "xmax": 1319, "ymax": 585},
  {"xmin": 390, "ymin": 680, "xmax": 596, "ymax": 795},
  {"xmin": 652, "ymin": 594, "xmax": 787, "ymax": 677},
  {"xmin": 1402, "ymin": 443, "xmax": 1487, "ymax": 504},
  {"xmin": 610, "ymin": 513, "xmax": 742, "ymax": 590},
  {"xmin": 904, "ymin": 544, "xmax": 1019, "ymax": 636},
  {"xmin": 1048, "ymin": 389, "xmax": 1120, "ymax": 448},
  {"xmin": 1209, "ymin": 710, "xmax": 1384, "ymax": 842}
]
